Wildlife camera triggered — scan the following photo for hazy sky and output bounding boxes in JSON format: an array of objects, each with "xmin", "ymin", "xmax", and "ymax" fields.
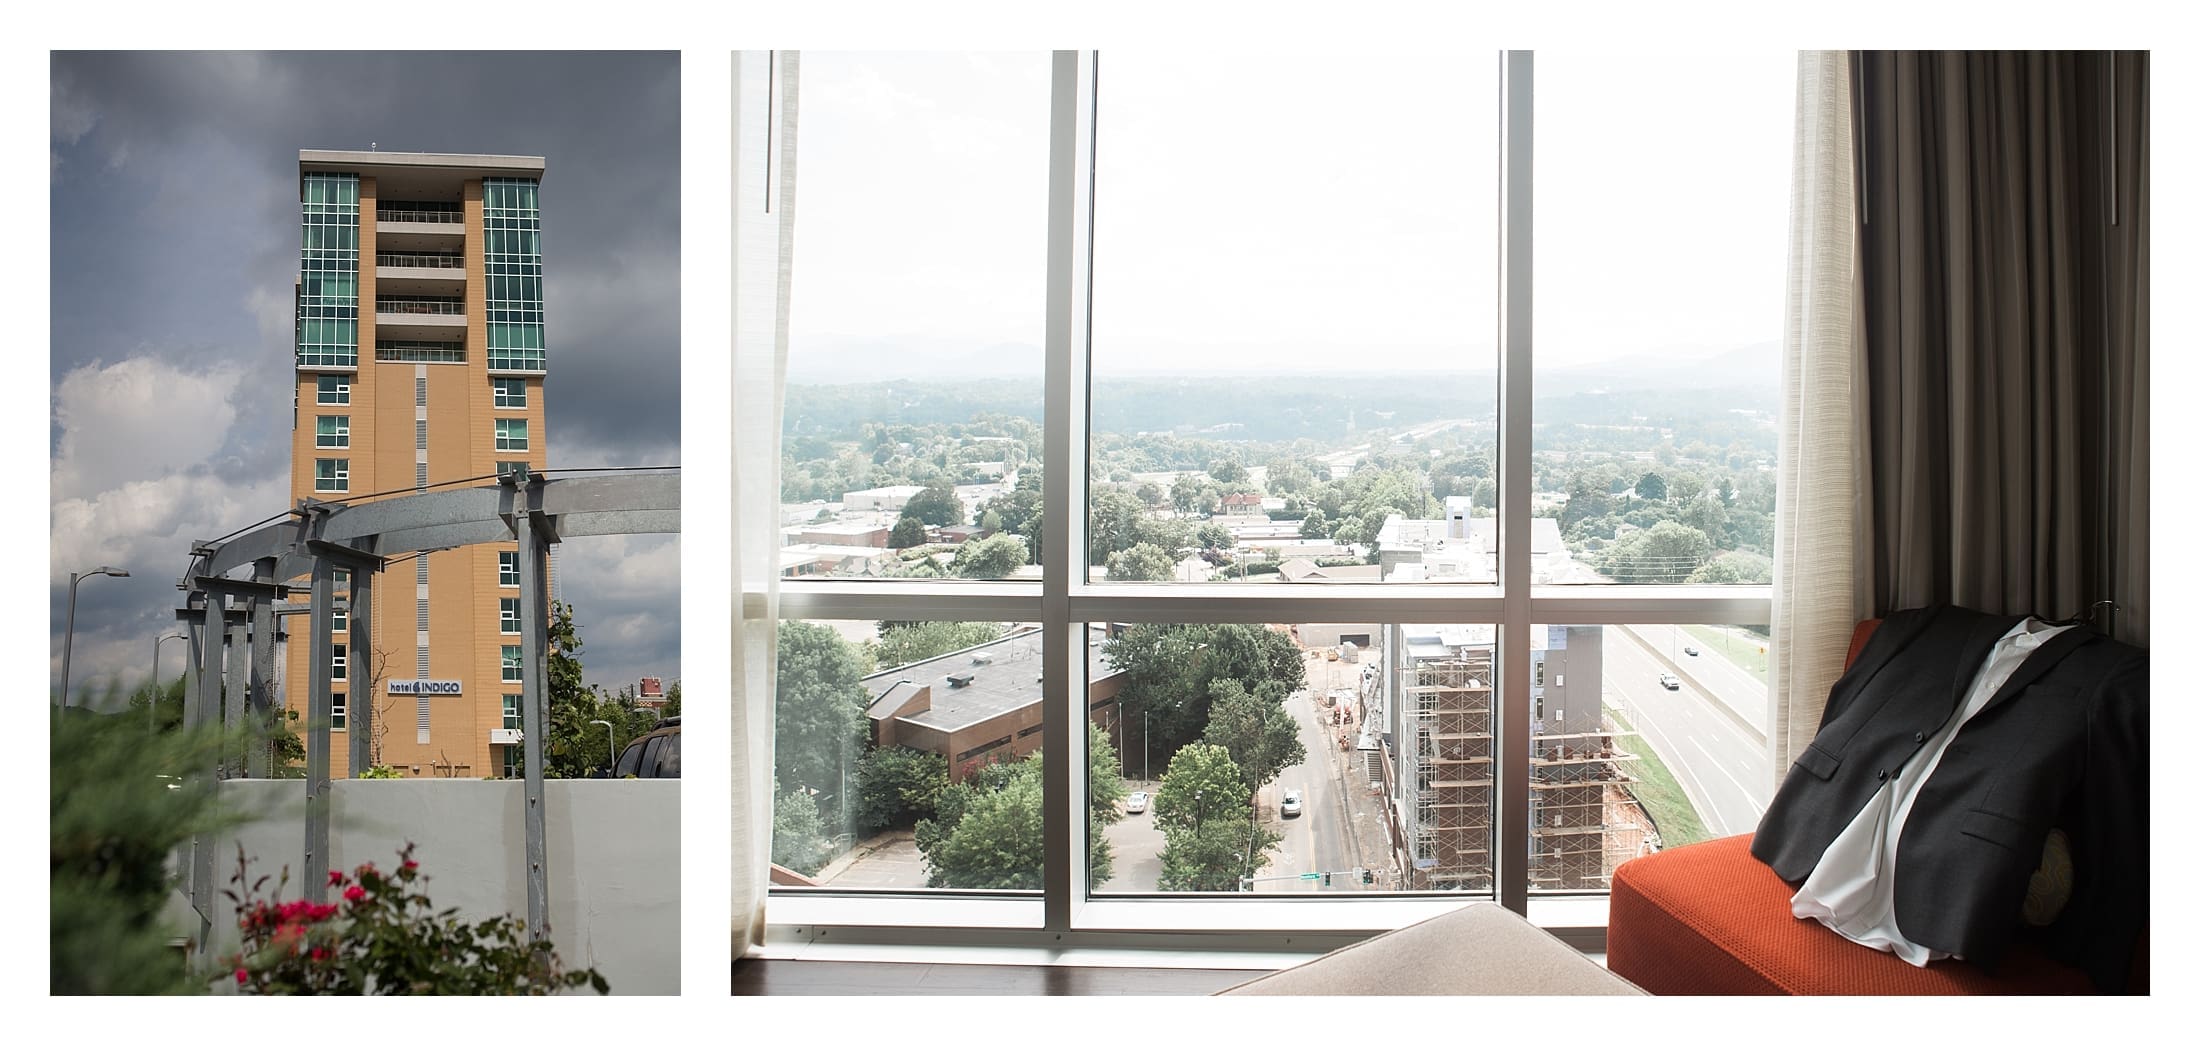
[
  {"xmin": 49, "ymin": 51, "xmax": 682, "ymax": 700},
  {"xmin": 788, "ymin": 49, "xmax": 1794, "ymax": 380}
]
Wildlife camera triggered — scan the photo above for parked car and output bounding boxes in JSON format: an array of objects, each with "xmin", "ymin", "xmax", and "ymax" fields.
[
  {"xmin": 1125, "ymin": 790, "xmax": 1149, "ymax": 814},
  {"xmin": 1658, "ymin": 673, "xmax": 1681, "ymax": 691},
  {"xmin": 612, "ymin": 717, "xmax": 681, "ymax": 778},
  {"xmin": 1281, "ymin": 790, "xmax": 1303, "ymax": 818},
  {"xmin": 1683, "ymin": 646, "xmax": 1700, "ymax": 657}
]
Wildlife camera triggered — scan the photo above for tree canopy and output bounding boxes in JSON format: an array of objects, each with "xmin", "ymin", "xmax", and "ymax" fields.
[
  {"xmin": 867, "ymin": 620, "xmax": 1007, "ymax": 671},
  {"xmin": 888, "ymin": 516, "xmax": 928, "ymax": 549},
  {"xmin": 900, "ymin": 481, "xmax": 965, "ymax": 528},
  {"xmin": 951, "ymin": 533, "xmax": 1030, "ymax": 579},
  {"xmin": 1106, "ymin": 542, "xmax": 1177, "ymax": 582},
  {"xmin": 1201, "ymin": 680, "xmax": 1307, "ymax": 799},
  {"xmin": 853, "ymin": 746, "xmax": 950, "ymax": 834},
  {"xmin": 913, "ymin": 723, "xmax": 1125, "ymax": 889},
  {"xmin": 1151, "ymin": 742, "xmax": 1280, "ymax": 892},
  {"xmin": 1104, "ymin": 623, "xmax": 1307, "ymax": 767},
  {"xmin": 773, "ymin": 620, "xmax": 873, "ymax": 827}
]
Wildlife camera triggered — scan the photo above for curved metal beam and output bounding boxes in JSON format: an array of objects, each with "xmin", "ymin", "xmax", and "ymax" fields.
[{"xmin": 199, "ymin": 473, "xmax": 679, "ymax": 577}]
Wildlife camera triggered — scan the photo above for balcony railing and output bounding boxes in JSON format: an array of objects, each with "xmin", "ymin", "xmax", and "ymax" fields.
[
  {"xmin": 376, "ymin": 207, "xmax": 462, "ymax": 225},
  {"xmin": 376, "ymin": 252, "xmax": 465, "ymax": 269},
  {"xmin": 376, "ymin": 299, "xmax": 464, "ymax": 316}
]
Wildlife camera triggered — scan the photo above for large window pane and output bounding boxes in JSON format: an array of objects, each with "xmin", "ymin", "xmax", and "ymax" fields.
[
  {"xmin": 1532, "ymin": 52, "xmax": 1791, "ymax": 584},
  {"xmin": 782, "ymin": 53, "xmax": 1050, "ymax": 583},
  {"xmin": 770, "ymin": 618, "xmax": 1051, "ymax": 892},
  {"xmin": 1582, "ymin": 621, "xmax": 1774, "ymax": 859},
  {"xmin": 1087, "ymin": 53, "xmax": 1501, "ymax": 584},
  {"xmin": 1090, "ymin": 621, "xmax": 1439, "ymax": 895}
]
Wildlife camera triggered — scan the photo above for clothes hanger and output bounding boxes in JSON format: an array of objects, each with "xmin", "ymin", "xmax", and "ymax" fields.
[{"xmin": 2043, "ymin": 600, "xmax": 2118, "ymax": 629}]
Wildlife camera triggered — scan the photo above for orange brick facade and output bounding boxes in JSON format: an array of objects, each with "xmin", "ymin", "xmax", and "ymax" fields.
[{"xmin": 284, "ymin": 152, "xmax": 548, "ymax": 780}]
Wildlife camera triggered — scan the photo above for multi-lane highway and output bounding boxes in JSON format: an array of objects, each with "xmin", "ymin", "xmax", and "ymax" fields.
[{"xmin": 1602, "ymin": 627, "xmax": 1772, "ymax": 837}]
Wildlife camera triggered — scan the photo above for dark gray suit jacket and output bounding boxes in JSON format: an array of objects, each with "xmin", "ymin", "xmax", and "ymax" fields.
[{"xmin": 1751, "ymin": 605, "xmax": 2147, "ymax": 992}]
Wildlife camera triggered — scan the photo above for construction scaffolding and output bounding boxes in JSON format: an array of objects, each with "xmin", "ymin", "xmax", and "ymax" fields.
[
  {"xmin": 1529, "ymin": 728, "xmax": 1646, "ymax": 890},
  {"xmin": 1386, "ymin": 629, "xmax": 1655, "ymax": 893},
  {"xmin": 1401, "ymin": 649, "xmax": 1494, "ymax": 891}
]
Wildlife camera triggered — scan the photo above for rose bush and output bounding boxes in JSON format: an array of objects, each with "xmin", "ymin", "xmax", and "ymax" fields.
[{"xmin": 220, "ymin": 842, "xmax": 608, "ymax": 995}]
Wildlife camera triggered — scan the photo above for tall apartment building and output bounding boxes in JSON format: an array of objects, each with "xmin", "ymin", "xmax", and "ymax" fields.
[{"xmin": 285, "ymin": 150, "xmax": 549, "ymax": 780}]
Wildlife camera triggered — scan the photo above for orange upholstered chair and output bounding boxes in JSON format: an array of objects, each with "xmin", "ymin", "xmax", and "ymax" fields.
[{"xmin": 1605, "ymin": 621, "xmax": 2142, "ymax": 995}]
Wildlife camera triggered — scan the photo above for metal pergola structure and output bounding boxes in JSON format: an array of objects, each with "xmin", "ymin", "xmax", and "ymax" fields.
[{"xmin": 170, "ymin": 467, "xmax": 678, "ymax": 960}]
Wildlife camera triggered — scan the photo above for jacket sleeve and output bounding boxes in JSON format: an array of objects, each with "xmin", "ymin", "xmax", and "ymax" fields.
[{"xmin": 2046, "ymin": 649, "xmax": 2148, "ymax": 993}]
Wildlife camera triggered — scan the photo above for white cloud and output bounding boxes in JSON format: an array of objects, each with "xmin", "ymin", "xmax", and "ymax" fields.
[{"xmin": 51, "ymin": 357, "xmax": 245, "ymax": 503}]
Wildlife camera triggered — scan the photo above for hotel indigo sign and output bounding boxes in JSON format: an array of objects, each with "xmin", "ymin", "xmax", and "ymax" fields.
[{"xmin": 388, "ymin": 679, "xmax": 464, "ymax": 696}]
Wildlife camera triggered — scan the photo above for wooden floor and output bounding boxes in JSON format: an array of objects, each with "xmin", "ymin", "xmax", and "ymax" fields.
[{"xmin": 730, "ymin": 958, "xmax": 1259, "ymax": 996}]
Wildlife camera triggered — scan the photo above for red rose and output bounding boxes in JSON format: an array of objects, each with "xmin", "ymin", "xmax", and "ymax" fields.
[
  {"xmin": 327, "ymin": 869, "xmax": 345, "ymax": 885},
  {"xmin": 344, "ymin": 885, "xmax": 366, "ymax": 903},
  {"xmin": 235, "ymin": 968, "xmax": 248, "ymax": 985}
]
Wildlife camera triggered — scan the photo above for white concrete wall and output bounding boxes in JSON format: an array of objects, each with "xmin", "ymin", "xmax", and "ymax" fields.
[{"xmin": 202, "ymin": 779, "xmax": 678, "ymax": 994}]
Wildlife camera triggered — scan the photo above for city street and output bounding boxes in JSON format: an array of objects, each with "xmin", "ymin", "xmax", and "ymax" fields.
[
  {"xmin": 1602, "ymin": 627, "xmax": 1771, "ymax": 837},
  {"xmin": 1101, "ymin": 782, "xmax": 1165, "ymax": 892},
  {"xmin": 1259, "ymin": 687, "xmax": 1366, "ymax": 892}
]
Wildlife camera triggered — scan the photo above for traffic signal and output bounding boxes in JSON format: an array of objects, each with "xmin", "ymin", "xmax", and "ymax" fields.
[{"xmin": 1361, "ymin": 868, "xmax": 1374, "ymax": 885}]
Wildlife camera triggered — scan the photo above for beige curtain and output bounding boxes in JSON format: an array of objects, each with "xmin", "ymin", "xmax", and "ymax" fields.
[
  {"xmin": 1769, "ymin": 51, "xmax": 1864, "ymax": 782},
  {"xmin": 731, "ymin": 50, "xmax": 798, "ymax": 955}
]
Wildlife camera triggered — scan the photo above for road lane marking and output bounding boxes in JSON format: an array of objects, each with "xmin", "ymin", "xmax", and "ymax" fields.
[{"xmin": 1691, "ymin": 736, "xmax": 1765, "ymax": 817}]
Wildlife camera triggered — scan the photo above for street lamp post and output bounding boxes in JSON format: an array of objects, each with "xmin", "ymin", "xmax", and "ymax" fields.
[
  {"xmin": 589, "ymin": 719, "xmax": 616, "ymax": 777},
  {"xmin": 59, "ymin": 566, "xmax": 130, "ymax": 709},
  {"xmin": 149, "ymin": 632, "xmax": 186, "ymax": 733}
]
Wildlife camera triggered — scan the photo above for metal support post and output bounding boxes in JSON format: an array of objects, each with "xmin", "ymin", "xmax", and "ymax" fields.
[
  {"xmin": 514, "ymin": 489, "xmax": 557, "ymax": 941},
  {"xmin": 223, "ymin": 615, "xmax": 249, "ymax": 767},
  {"xmin": 170, "ymin": 596, "xmax": 211, "ymax": 957},
  {"xmin": 304, "ymin": 555, "xmax": 337, "ymax": 902},
  {"xmin": 344, "ymin": 562, "xmax": 376, "ymax": 775},
  {"xmin": 190, "ymin": 588, "xmax": 227, "ymax": 954},
  {"xmin": 197, "ymin": 577, "xmax": 292, "ymax": 773},
  {"xmin": 249, "ymin": 558, "xmax": 280, "ymax": 778}
]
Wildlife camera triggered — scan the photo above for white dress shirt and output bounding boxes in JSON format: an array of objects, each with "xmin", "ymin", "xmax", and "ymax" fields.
[{"xmin": 1789, "ymin": 616, "xmax": 2075, "ymax": 965}]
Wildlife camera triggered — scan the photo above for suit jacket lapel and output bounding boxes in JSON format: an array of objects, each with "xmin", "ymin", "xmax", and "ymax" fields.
[
  {"xmin": 1945, "ymin": 615, "xmax": 2021, "ymax": 716},
  {"xmin": 1973, "ymin": 626, "xmax": 2095, "ymax": 718},
  {"xmin": 1821, "ymin": 606, "xmax": 1944, "ymax": 728}
]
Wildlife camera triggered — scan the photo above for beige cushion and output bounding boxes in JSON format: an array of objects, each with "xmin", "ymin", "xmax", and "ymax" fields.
[{"xmin": 1220, "ymin": 902, "xmax": 1644, "ymax": 996}]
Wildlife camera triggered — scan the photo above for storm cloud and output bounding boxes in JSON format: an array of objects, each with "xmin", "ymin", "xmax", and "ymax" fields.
[{"xmin": 50, "ymin": 51, "xmax": 681, "ymax": 700}]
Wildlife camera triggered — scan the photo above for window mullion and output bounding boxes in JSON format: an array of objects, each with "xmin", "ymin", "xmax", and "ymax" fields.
[
  {"xmin": 1041, "ymin": 48, "xmax": 1098, "ymax": 933},
  {"xmin": 1495, "ymin": 49, "xmax": 1536, "ymax": 917}
]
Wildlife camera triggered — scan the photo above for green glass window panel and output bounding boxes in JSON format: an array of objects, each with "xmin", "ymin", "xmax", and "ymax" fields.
[{"xmin": 316, "ymin": 415, "xmax": 349, "ymax": 448}]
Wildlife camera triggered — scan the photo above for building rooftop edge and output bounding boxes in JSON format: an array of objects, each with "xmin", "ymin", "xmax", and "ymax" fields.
[{"xmin": 300, "ymin": 149, "xmax": 547, "ymax": 174}]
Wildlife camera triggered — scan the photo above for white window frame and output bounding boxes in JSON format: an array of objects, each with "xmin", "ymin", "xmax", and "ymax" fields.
[
  {"xmin": 501, "ymin": 645, "xmax": 522, "ymax": 684},
  {"xmin": 763, "ymin": 51, "xmax": 1773, "ymax": 950},
  {"xmin": 502, "ymin": 693, "xmax": 524, "ymax": 731},
  {"xmin": 332, "ymin": 643, "xmax": 347, "ymax": 682},
  {"xmin": 500, "ymin": 597, "xmax": 521, "ymax": 635},
  {"xmin": 316, "ymin": 374, "xmax": 350, "ymax": 405},
  {"xmin": 494, "ymin": 418, "xmax": 528, "ymax": 451},
  {"xmin": 331, "ymin": 689, "xmax": 347, "ymax": 732},
  {"xmin": 316, "ymin": 415, "xmax": 350, "ymax": 448},
  {"xmin": 314, "ymin": 458, "xmax": 349, "ymax": 493},
  {"xmin": 499, "ymin": 551, "xmax": 520, "ymax": 587},
  {"xmin": 493, "ymin": 377, "xmax": 528, "ymax": 409}
]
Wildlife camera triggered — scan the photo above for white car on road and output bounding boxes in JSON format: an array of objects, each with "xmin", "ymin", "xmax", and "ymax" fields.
[
  {"xmin": 1281, "ymin": 790, "xmax": 1303, "ymax": 818},
  {"xmin": 1125, "ymin": 791, "xmax": 1149, "ymax": 814}
]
